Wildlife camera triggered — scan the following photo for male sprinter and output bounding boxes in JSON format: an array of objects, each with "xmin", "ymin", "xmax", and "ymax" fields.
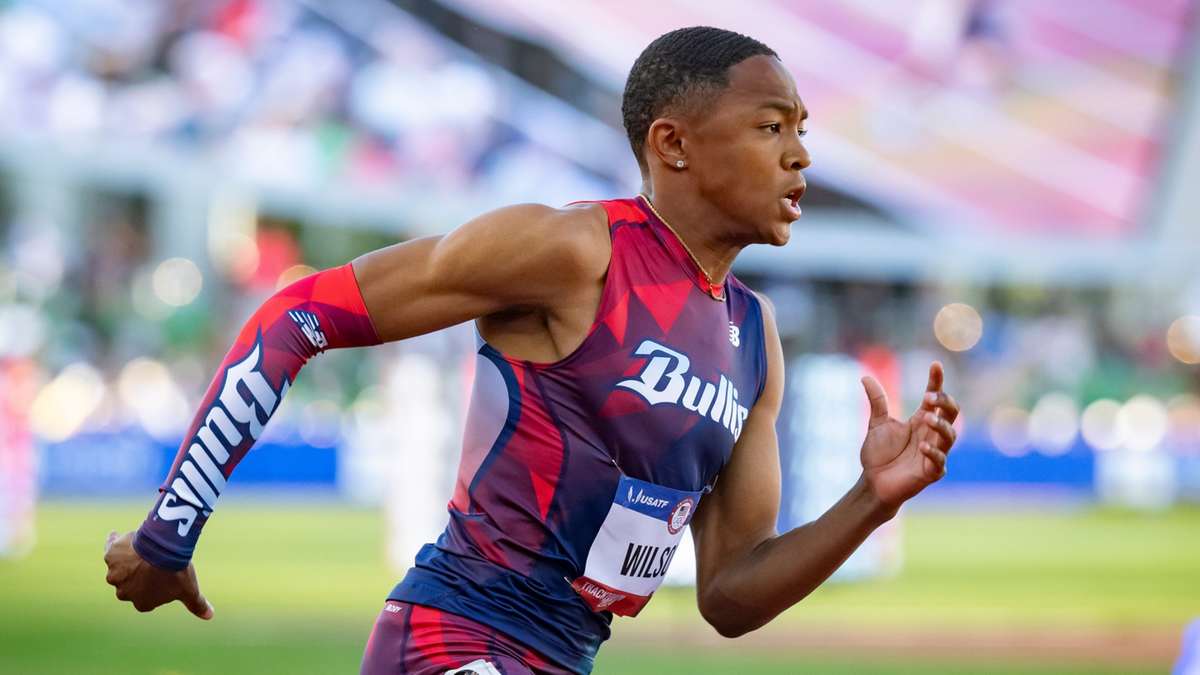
[{"xmin": 105, "ymin": 27, "xmax": 959, "ymax": 675}]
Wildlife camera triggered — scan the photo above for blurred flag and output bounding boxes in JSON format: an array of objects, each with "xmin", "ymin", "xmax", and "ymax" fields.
[
  {"xmin": 1175, "ymin": 618, "xmax": 1200, "ymax": 675},
  {"xmin": 0, "ymin": 360, "xmax": 37, "ymax": 558}
]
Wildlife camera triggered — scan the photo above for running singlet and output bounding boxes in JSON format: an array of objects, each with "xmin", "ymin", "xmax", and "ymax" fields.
[{"xmin": 389, "ymin": 197, "xmax": 768, "ymax": 674}]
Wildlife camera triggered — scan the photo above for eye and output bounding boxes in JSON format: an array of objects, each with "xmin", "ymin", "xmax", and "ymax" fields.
[
  {"xmin": 798, "ymin": 129, "xmax": 808, "ymax": 139},
  {"xmin": 763, "ymin": 123, "xmax": 781, "ymax": 134}
]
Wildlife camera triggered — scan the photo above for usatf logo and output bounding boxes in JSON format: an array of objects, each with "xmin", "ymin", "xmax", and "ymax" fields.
[
  {"xmin": 156, "ymin": 334, "xmax": 289, "ymax": 537},
  {"xmin": 288, "ymin": 310, "xmax": 328, "ymax": 350},
  {"xmin": 616, "ymin": 340, "xmax": 749, "ymax": 441},
  {"xmin": 628, "ymin": 487, "xmax": 670, "ymax": 509},
  {"xmin": 728, "ymin": 322, "xmax": 740, "ymax": 347}
]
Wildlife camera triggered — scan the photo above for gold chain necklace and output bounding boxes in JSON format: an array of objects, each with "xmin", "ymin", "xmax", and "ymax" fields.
[{"xmin": 638, "ymin": 195, "xmax": 726, "ymax": 301}]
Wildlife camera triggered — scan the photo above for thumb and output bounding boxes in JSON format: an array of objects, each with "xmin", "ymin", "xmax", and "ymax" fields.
[
  {"xmin": 180, "ymin": 590, "xmax": 214, "ymax": 620},
  {"xmin": 861, "ymin": 376, "xmax": 889, "ymax": 428},
  {"xmin": 179, "ymin": 564, "xmax": 214, "ymax": 620},
  {"xmin": 105, "ymin": 531, "xmax": 118, "ymax": 555}
]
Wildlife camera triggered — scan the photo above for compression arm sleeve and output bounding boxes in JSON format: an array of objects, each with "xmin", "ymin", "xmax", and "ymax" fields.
[{"xmin": 133, "ymin": 264, "xmax": 381, "ymax": 571}]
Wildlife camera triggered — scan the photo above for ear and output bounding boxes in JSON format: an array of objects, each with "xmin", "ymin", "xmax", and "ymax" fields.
[{"xmin": 646, "ymin": 117, "xmax": 687, "ymax": 170}]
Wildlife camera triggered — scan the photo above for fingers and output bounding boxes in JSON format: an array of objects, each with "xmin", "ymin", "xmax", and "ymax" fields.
[
  {"xmin": 105, "ymin": 531, "xmax": 123, "ymax": 586},
  {"xmin": 922, "ymin": 411, "xmax": 957, "ymax": 450},
  {"xmin": 919, "ymin": 391, "xmax": 961, "ymax": 424},
  {"xmin": 861, "ymin": 376, "xmax": 890, "ymax": 428},
  {"xmin": 925, "ymin": 362, "xmax": 944, "ymax": 393},
  {"xmin": 920, "ymin": 441, "xmax": 947, "ymax": 480}
]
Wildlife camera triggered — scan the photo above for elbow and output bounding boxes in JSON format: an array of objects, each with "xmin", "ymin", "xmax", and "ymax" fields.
[
  {"xmin": 700, "ymin": 608, "xmax": 761, "ymax": 639},
  {"xmin": 697, "ymin": 591, "xmax": 767, "ymax": 639}
]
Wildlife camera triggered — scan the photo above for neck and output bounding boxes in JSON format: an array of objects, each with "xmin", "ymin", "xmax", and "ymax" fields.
[{"xmin": 640, "ymin": 186, "xmax": 743, "ymax": 286}]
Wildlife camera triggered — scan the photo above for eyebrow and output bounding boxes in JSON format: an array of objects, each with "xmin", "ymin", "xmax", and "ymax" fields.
[{"xmin": 759, "ymin": 101, "xmax": 808, "ymax": 120}]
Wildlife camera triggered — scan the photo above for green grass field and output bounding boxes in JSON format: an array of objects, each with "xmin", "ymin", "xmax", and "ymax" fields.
[{"xmin": 0, "ymin": 502, "xmax": 1195, "ymax": 674}]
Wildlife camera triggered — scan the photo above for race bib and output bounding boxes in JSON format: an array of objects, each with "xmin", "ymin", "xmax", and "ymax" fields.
[{"xmin": 571, "ymin": 475, "xmax": 701, "ymax": 616}]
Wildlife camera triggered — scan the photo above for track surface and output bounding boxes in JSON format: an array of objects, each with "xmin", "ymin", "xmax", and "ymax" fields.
[{"xmin": 0, "ymin": 502, "xmax": 1193, "ymax": 674}]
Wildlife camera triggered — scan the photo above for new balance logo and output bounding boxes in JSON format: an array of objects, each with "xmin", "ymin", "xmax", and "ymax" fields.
[
  {"xmin": 729, "ymin": 322, "xmax": 740, "ymax": 347},
  {"xmin": 444, "ymin": 660, "xmax": 503, "ymax": 675},
  {"xmin": 156, "ymin": 334, "xmax": 289, "ymax": 536},
  {"xmin": 616, "ymin": 340, "xmax": 749, "ymax": 441},
  {"xmin": 288, "ymin": 310, "xmax": 328, "ymax": 350}
]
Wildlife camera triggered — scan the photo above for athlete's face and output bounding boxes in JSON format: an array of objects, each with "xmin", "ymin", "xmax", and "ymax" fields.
[{"xmin": 683, "ymin": 55, "xmax": 810, "ymax": 246}]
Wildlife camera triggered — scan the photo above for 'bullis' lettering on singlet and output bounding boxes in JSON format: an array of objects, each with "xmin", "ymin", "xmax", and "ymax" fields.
[{"xmin": 616, "ymin": 339, "xmax": 750, "ymax": 440}]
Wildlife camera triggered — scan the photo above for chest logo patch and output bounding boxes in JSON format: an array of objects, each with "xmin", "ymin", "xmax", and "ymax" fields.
[{"xmin": 729, "ymin": 322, "xmax": 740, "ymax": 347}]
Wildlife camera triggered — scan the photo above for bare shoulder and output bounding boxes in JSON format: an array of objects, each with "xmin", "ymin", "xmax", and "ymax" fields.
[
  {"xmin": 494, "ymin": 201, "xmax": 609, "ymax": 275},
  {"xmin": 441, "ymin": 201, "xmax": 609, "ymax": 284},
  {"xmin": 752, "ymin": 290, "xmax": 778, "ymax": 322},
  {"xmin": 351, "ymin": 200, "xmax": 610, "ymax": 342},
  {"xmin": 750, "ymin": 289, "xmax": 784, "ymax": 407}
]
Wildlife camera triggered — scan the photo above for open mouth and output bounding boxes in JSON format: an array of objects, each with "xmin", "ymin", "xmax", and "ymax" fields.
[{"xmin": 782, "ymin": 186, "xmax": 805, "ymax": 220}]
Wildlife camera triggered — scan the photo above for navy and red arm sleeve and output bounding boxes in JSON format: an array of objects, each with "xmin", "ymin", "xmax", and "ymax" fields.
[{"xmin": 133, "ymin": 264, "xmax": 381, "ymax": 571}]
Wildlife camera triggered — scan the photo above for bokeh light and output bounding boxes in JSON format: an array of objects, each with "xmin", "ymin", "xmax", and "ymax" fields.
[
  {"xmin": 1028, "ymin": 392, "xmax": 1079, "ymax": 456},
  {"xmin": 117, "ymin": 358, "xmax": 191, "ymax": 441},
  {"xmin": 29, "ymin": 363, "xmax": 105, "ymax": 442},
  {"xmin": 208, "ymin": 186, "xmax": 260, "ymax": 283},
  {"xmin": 0, "ymin": 303, "xmax": 46, "ymax": 358},
  {"xmin": 1080, "ymin": 399, "xmax": 1123, "ymax": 451},
  {"xmin": 131, "ymin": 269, "xmax": 172, "ymax": 321},
  {"xmin": 218, "ymin": 232, "xmax": 261, "ymax": 284},
  {"xmin": 151, "ymin": 257, "xmax": 202, "ymax": 307},
  {"xmin": 988, "ymin": 405, "xmax": 1030, "ymax": 457},
  {"xmin": 1167, "ymin": 394, "xmax": 1200, "ymax": 456},
  {"xmin": 1116, "ymin": 395, "xmax": 1168, "ymax": 453},
  {"xmin": 933, "ymin": 303, "xmax": 983, "ymax": 352},
  {"xmin": 1167, "ymin": 316, "xmax": 1200, "ymax": 364},
  {"xmin": 276, "ymin": 264, "xmax": 318, "ymax": 291}
]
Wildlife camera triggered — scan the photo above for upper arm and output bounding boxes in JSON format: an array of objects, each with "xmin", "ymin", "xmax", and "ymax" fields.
[
  {"xmin": 691, "ymin": 291, "xmax": 785, "ymax": 590},
  {"xmin": 351, "ymin": 202, "xmax": 609, "ymax": 342}
]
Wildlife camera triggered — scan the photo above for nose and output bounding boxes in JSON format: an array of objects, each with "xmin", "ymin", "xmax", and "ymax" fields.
[{"xmin": 784, "ymin": 132, "xmax": 811, "ymax": 172}]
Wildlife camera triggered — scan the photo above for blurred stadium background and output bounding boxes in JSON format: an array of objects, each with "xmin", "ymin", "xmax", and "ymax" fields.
[{"xmin": 0, "ymin": 0, "xmax": 1199, "ymax": 673}]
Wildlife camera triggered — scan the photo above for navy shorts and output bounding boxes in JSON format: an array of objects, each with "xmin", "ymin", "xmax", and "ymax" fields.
[{"xmin": 360, "ymin": 601, "xmax": 575, "ymax": 675}]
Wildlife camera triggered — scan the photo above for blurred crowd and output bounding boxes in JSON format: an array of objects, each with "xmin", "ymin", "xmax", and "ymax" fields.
[
  {"xmin": 0, "ymin": 0, "xmax": 1197, "ymax": 508},
  {"xmin": 7, "ymin": 191, "xmax": 1200, "ymax": 504},
  {"xmin": 0, "ymin": 0, "xmax": 622, "ymax": 201},
  {"xmin": 760, "ymin": 276, "xmax": 1200, "ymax": 470}
]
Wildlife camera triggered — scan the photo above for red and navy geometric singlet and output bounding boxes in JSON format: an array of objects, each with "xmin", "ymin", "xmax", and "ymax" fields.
[{"xmin": 388, "ymin": 197, "xmax": 768, "ymax": 674}]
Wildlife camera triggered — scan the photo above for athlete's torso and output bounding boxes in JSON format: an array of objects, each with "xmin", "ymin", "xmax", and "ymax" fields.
[{"xmin": 389, "ymin": 197, "xmax": 768, "ymax": 674}]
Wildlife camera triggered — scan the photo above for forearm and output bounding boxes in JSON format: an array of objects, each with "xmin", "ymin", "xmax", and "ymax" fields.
[
  {"xmin": 133, "ymin": 264, "xmax": 380, "ymax": 571},
  {"xmin": 698, "ymin": 475, "xmax": 896, "ymax": 637}
]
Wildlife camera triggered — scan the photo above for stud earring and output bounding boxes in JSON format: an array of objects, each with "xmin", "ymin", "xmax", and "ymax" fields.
[{"xmin": 676, "ymin": 160, "xmax": 685, "ymax": 168}]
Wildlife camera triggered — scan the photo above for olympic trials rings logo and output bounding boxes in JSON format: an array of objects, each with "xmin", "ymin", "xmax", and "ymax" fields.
[{"xmin": 667, "ymin": 498, "xmax": 694, "ymax": 535}]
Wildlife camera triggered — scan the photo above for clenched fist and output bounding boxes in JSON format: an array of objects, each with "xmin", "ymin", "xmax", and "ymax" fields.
[{"xmin": 104, "ymin": 530, "xmax": 213, "ymax": 620}]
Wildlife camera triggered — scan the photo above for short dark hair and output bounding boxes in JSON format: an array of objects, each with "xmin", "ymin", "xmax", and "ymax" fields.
[{"xmin": 622, "ymin": 26, "xmax": 777, "ymax": 171}]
